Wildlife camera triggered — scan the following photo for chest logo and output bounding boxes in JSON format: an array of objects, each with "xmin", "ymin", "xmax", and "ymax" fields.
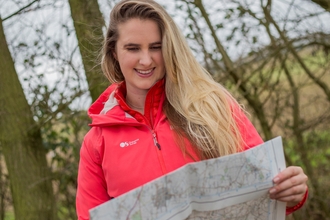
[{"xmin": 120, "ymin": 139, "xmax": 139, "ymax": 148}]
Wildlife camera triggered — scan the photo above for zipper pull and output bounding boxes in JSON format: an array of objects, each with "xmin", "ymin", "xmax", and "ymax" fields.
[{"xmin": 152, "ymin": 131, "xmax": 161, "ymax": 150}]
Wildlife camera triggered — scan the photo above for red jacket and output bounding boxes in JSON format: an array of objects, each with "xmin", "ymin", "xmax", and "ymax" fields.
[{"xmin": 76, "ymin": 79, "xmax": 294, "ymax": 219}]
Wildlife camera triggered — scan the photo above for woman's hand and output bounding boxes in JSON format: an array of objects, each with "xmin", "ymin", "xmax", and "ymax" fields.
[{"xmin": 269, "ymin": 166, "xmax": 308, "ymax": 207}]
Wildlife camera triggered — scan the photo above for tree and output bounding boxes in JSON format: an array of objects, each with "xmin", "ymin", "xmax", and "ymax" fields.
[
  {"xmin": 0, "ymin": 0, "xmax": 106, "ymax": 218},
  {"xmin": 68, "ymin": 0, "xmax": 109, "ymax": 102},
  {"xmin": 0, "ymin": 16, "xmax": 57, "ymax": 220},
  {"xmin": 0, "ymin": 153, "xmax": 9, "ymax": 220}
]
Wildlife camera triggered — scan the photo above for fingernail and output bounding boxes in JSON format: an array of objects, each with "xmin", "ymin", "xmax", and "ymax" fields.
[
  {"xmin": 273, "ymin": 177, "xmax": 280, "ymax": 183},
  {"xmin": 269, "ymin": 188, "xmax": 276, "ymax": 194}
]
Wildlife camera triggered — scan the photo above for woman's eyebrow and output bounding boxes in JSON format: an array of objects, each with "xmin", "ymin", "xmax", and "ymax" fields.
[
  {"xmin": 124, "ymin": 43, "xmax": 139, "ymax": 47},
  {"xmin": 124, "ymin": 42, "xmax": 162, "ymax": 47},
  {"xmin": 150, "ymin": 41, "xmax": 162, "ymax": 46}
]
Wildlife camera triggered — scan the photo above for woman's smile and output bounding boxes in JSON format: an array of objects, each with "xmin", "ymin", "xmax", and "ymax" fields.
[{"xmin": 135, "ymin": 68, "xmax": 155, "ymax": 75}]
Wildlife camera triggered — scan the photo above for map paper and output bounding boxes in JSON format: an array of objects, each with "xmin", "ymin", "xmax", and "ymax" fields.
[{"xmin": 90, "ymin": 137, "xmax": 286, "ymax": 220}]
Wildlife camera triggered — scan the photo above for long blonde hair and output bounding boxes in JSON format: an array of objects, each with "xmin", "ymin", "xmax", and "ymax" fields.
[{"xmin": 102, "ymin": 0, "xmax": 243, "ymax": 159}]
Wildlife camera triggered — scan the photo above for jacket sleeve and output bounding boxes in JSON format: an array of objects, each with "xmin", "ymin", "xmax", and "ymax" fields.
[
  {"xmin": 76, "ymin": 128, "xmax": 110, "ymax": 220},
  {"xmin": 286, "ymin": 188, "xmax": 308, "ymax": 215}
]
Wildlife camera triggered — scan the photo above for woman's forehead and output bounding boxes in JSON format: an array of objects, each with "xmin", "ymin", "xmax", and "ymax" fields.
[{"xmin": 117, "ymin": 19, "xmax": 161, "ymax": 44}]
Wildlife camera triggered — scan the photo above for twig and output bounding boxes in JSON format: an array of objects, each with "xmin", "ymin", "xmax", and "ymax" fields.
[{"xmin": 3, "ymin": 0, "xmax": 40, "ymax": 22}]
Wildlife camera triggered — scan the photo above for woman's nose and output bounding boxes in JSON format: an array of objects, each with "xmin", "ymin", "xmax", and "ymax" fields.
[{"xmin": 139, "ymin": 51, "xmax": 152, "ymax": 66}]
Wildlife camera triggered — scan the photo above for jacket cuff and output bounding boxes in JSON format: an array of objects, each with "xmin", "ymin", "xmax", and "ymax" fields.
[{"xmin": 286, "ymin": 187, "xmax": 308, "ymax": 215}]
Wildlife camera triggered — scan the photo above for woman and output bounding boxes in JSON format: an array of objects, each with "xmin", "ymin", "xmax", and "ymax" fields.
[{"xmin": 76, "ymin": 0, "xmax": 308, "ymax": 219}]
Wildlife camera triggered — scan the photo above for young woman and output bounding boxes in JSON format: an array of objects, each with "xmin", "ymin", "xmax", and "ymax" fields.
[{"xmin": 76, "ymin": 0, "xmax": 308, "ymax": 219}]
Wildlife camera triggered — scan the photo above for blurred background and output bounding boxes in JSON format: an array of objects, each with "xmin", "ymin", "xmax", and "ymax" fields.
[{"xmin": 0, "ymin": 0, "xmax": 329, "ymax": 219}]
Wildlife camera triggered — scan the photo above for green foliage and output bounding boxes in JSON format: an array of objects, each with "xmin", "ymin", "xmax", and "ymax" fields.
[
  {"xmin": 41, "ymin": 109, "xmax": 90, "ymax": 220},
  {"xmin": 284, "ymin": 130, "xmax": 330, "ymax": 219},
  {"xmin": 4, "ymin": 211, "xmax": 15, "ymax": 220},
  {"xmin": 284, "ymin": 130, "xmax": 330, "ymax": 167},
  {"xmin": 303, "ymin": 130, "xmax": 330, "ymax": 170}
]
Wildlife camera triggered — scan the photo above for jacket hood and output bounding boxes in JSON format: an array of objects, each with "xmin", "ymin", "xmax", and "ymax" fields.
[
  {"xmin": 88, "ymin": 83, "xmax": 118, "ymax": 116},
  {"xmin": 87, "ymin": 83, "xmax": 130, "ymax": 126}
]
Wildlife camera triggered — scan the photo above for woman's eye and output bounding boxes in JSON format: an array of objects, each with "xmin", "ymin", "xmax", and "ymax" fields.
[
  {"xmin": 150, "ymin": 46, "xmax": 161, "ymax": 50},
  {"xmin": 127, "ymin": 47, "xmax": 139, "ymax": 51}
]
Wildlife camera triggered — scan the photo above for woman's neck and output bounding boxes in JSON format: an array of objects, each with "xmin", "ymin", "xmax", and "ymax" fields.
[{"xmin": 126, "ymin": 94, "xmax": 145, "ymax": 114}]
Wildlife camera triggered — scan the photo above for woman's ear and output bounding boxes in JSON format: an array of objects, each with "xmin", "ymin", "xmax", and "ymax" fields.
[{"xmin": 113, "ymin": 52, "xmax": 117, "ymax": 60}]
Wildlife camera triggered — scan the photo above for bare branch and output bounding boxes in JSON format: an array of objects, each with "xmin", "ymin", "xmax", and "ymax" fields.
[{"xmin": 2, "ymin": 0, "xmax": 40, "ymax": 22}]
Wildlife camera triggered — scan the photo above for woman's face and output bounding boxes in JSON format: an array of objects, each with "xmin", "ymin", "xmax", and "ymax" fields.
[{"xmin": 114, "ymin": 18, "xmax": 165, "ymax": 96}]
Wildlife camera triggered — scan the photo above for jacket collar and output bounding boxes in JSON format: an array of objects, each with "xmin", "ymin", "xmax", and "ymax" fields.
[{"xmin": 88, "ymin": 78, "xmax": 166, "ymax": 127}]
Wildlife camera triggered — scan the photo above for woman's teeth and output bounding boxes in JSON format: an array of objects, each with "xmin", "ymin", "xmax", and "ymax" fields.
[{"xmin": 136, "ymin": 69, "xmax": 153, "ymax": 75}]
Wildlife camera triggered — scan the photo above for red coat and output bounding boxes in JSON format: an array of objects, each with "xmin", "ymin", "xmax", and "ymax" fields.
[{"xmin": 76, "ymin": 79, "xmax": 275, "ymax": 219}]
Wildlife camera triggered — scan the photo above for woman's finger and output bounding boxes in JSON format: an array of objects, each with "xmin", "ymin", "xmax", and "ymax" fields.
[
  {"xmin": 270, "ymin": 172, "xmax": 307, "ymax": 194},
  {"xmin": 273, "ymin": 166, "xmax": 305, "ymax": 184},
  {"xmin": 269, "ymin": 183, "xmax": 306, "ymax": 200}
]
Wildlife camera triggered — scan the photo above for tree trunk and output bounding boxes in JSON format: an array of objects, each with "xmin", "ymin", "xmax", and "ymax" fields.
[
  {"xmin": 0, "ymin": 155, "xmax": 5, "ymax": 220},
  {"xmin": 68, "ymin": 0, "xmax": 108, "ymax": 102},
  {"xmin": 0, "ymin": 17, "xmax": 57, "ymax": 220}
]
